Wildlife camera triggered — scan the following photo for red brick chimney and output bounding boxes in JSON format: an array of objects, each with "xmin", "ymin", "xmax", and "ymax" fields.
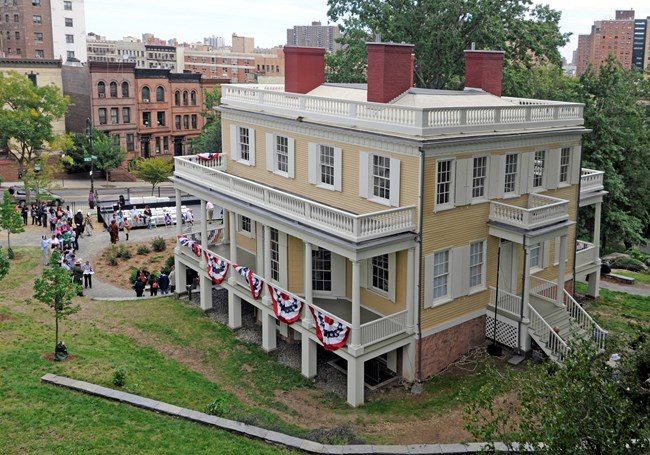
[
  {"xmin": 284, "ymin": 47, "xmax": 325, "ymax": 94},
  {"xmin": 464, "ymin": 50, "xmax": 505, "ymax": 97},
  {"xmin": 367, "ymin": 42, "xmax": 414, "ymax": 103}
]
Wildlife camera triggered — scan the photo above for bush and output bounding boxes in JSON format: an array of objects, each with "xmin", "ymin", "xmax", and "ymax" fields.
[
  {"xmin": 129, "ymin": 267, "xmax": 149, "ymax": 284},
  {"xmin": 151, "ymin": 236, "xmax": 167, "ymax": 252},
  {"xmin": 626, "ymin": 248, "xmax": 650, "ymax": 264},
  {"xmin": 161, "ymin": 255, "xmax": 175, "ymax": 275},
  {"xmin": 105, "ymin": 246, "xmax": 119, "ymax": 266},
  {"xmin": 112, "ymin": 367, "xmax": 127, "ymax": 387},
  {"xmin": 205, "ymin": 396, "xmax": 230, "ymax": 417},
  {"xmin": 7, "ymin": 247, "xmax": 14, "ymax": 260},
  {"xmin": 137, "ymin": 245, "xmax": 150, "ymax": 255},
  {"xmin": 115, "ymin": 244, "xmax": 131, "ymax": 259}
]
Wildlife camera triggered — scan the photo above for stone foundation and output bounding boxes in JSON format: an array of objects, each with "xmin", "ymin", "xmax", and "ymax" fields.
[{"xmin": 417, "ymin": 315, "xmax": 486, "ymax": 379}]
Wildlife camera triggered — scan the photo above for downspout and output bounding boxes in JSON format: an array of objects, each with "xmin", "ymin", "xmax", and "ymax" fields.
[
  {"xmin": 416, "ymin": 146, "xmax": 425, "ymax": 384},
  {"xmin": 519, "ymin": 235, "xmax": 527, "ymax": 353}
]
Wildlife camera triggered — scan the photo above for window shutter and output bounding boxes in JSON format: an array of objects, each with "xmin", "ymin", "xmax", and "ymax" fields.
[
  {"xmin": 287, "ymin": 138, "xmax": 295, "ymax": 179},
  {"xmin": 230, "ymin": 125, "xmax": 239, "ymax": 160},
  {"xmin": 389, "ymin": 158, "xmax": 401, "ymax": 207},
  {"xmin": 334, "ymin": 147, "xmax": 342, "ymax": 192},
  {"xmin": 454, "ymin": 159, "xmax": 469, "ymax": 206},
  {"xmin": 451, "ymin": 246, "xmax": 468, "ymax": 298},
  {"xmin": 570, "ymin": 146, "xmax": 581, "ymax": 185},
  {"xmin": 519, "ymin": 152, "xmax": 531, "ymax": 194},
  {"xmin": 265, "ymin": 133, "xmax": 274, "ymax": 172},
  {"xmin": 249, "ymin": 129, "xmax": 256, "ymax": 166},
  {"xmin": 546, "ymin": 148, "xmax": 560, "ymax": 189},
  {"xmin": 308, "ymin": 143, "xmax": 318, "ymax": 184},
  {"xmin": 388, "ymin": 252, "xmax": 396, "ymax": 302},
  {"xmin": 489, "ymin": 155, "xmax": 504, "ymax": 199},
  {"xmin": 359, "ymin": 152, "xmax": 369, "ymax": 198},
  {"xmin": 543, "ymin": 240, "xmax": 551, "ymax": 269},
  {"xmin": 423, "ymin": 253, "xmax": 434, "ymax": 308},
  {"xmin": 332, "ymin": 254, "xmax": 346, "ymax": 297}
]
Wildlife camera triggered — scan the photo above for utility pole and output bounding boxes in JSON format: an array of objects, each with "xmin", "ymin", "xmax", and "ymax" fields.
[{"xmin": 85, "ymin": 118, "xmax": 94, "ymax": 193}]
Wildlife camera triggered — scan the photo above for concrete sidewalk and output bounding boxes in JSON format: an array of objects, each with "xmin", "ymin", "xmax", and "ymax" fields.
[{"xmin": 2, "ymin": 178, "xmax": 174, "ymax": 190}]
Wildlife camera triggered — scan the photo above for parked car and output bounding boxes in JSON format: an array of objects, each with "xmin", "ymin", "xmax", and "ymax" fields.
[{"xmin": 7, "ymin": 186, "xmax": 64, "ymax": 206}]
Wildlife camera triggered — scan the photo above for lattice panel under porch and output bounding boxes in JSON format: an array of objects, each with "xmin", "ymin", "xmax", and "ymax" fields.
[{"xmin": 485, "ymin": 315, "xmax": 519, "ymax": 349}]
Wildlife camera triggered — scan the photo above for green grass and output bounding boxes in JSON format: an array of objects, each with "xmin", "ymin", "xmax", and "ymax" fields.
[{"xmin": 610, "ymin": 269, "xmax": 650, "ymax": 285}]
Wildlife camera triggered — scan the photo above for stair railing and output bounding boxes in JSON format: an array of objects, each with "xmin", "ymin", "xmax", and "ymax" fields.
[
  {"xmin": 528, "ymin": 304, "xmax": 569, "ymax": 362},
  {"xmin": 563, "ymin": 290, "xmax": 608, "ymax": 350}
]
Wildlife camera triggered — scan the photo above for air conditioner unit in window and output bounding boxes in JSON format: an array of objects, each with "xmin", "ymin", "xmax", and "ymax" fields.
[
  {"xmin": 144, "ymin": 121, "xmax": 149, "ymax": 127},
  {"xmin": 98, "ymin": 93, "xmax": 105, "ymax": 98},
  {"xmin": 143, "ymin": 98, "xmax": 149, "ymax": 103}
]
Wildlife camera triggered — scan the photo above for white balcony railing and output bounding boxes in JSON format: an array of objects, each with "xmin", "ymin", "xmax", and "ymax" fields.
[
  {"xmin": 489, "ymin": 287, "xmax": 521, "ymax": 318},
  {"xmin": 580, "ymin": 168, "xmax": 605, "ymax": 194},
  {"xmin": 221, "ymin": 85, "xmax": 584, "ymax": 137},
  {"xmin": 576, "ymin": 240, "xmax": 599, "ymax": 269},
  {"xmin": 489, "ymin": 194, "xmax": 569, "ymax": 231},
  {"xmin": 175, "ymin": 156, "xmax": 416, "ymax": 242},
  {"xmin": 360, "ymin": 310, "xmax": 408, "ymax": 345}
]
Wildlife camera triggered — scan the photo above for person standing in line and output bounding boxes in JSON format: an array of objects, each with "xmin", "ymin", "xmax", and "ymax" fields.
[
  {"xmin": 123, "ymin": 218, "xmax": 131, "ymax": 241},
  {"xmin": 134, "ymin": 278, "xmax": 144, "ymax": 297},
  {"xmin": 21, "ymin": 205, "xmax": 28, "ymax": 225},
  {"xmin": 109, "ymin": 219, "xmax": 119, "ymax": 244},
  {"xmin": 74, "ymin": 210, "xmax": 84, "ymax": 238},
  {"xmin": 82, "ymin": 260, "xmax": 94, "ymax": 289},
  {"xmin": 88, "ymin": 190, "xmax": 95, "ymax": 210},
  {"xmin": 169, "ymin": 265, "xmax": 176, "ymax": 293},
  {"xmin": 40, "ymin": 235, "xmax": 50, "ymax": 265},
  {"xmin": 72, "ymin": 259, "xmax": 84, "ymax": 296},
  {"xmin": 84, "ymin": 212, "xmax": 94, "ymax": 236},
  {"xmin": 31, "ymin": 204, "xmax": 38, "ymax": 225},
  {"xmin": 158, "ymin": 270, "xmax": 170, "ymax": 295},
  {"xmin": 206, "ymin": 201, "xmax": 214, "ymax": 222},
  {"xmin": 148, "ymin": 273, "xmax": 158, "ymax": 296}
]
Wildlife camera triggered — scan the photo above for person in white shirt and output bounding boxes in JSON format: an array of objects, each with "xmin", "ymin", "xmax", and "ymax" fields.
[
  {"xmin": 206, "ymin": 201, "xmax": 214, "ymax": 221},
  {"xmin": 130, "ymin": 206, "xmax": 141, "ymax": 226},
  {"xmin": 40, "ymin": 235, "xmax": 50, "ymax": 265}
]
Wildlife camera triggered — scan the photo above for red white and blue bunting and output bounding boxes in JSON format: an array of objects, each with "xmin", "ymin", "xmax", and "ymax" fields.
[
  {"xmin": 177, "ymin": 235, "xmax": 202, "ymax": 257},
  {"xmin": 196, "ymin": 152, "xmax": 220, "ymax": 161},
  {"xmin": 234, "ymin": 265, "xmax": 263, "ymax": 299},
  {"xmin": 204, "ymin": 250, "xmax": 229, "ymax": 285},
  {"xmin": 309, "ymin": 307, "xmax": 350, "ymax": 351},
  {"xmin": 207, "ymin": 228, "xmax": 222, "ymax": 246},
  {"xmin": 268, "ymin": 285, "xmax": 303, "ymax": 324}
]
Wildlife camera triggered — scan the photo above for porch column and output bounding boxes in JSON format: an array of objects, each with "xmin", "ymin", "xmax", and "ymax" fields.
[
  {"xmin": 228, "ymin": 292, "xmax": 242, "ymax": 329},
  {"xmin": 301, "ymin": 336, "xmax": 317, "ymax": 378},
  {"xmin": 302, "ymin": 241, "xmax": 313, "ymax": 328},
  {"xmin": 228, "ymin": 211, "xmax": 238, "ymax": 286},
  {"xmin": 261, "ymin": 309, "xmax": 276, "ymax": 352},
  {"xmin": 594, "ymin": 202, "xmax": 602, "ymax": 257},
  {"xmin": 199, "ymin": 271, "xmax": 212, "ymax": 311},
  {"xmin": 349, "ymin": 260, "xmax": 362, "ymax": 355},
  {"xmin": 406, "ymin": 247, "xmax": 415, "ymax": 333},
  {"xmin": 402, "ymin": 341, "xmax": 416, "ymax": 382},
  {"xmin": 173, "ymin": 257, "xmax": 187, "ymax": 295},
  {"xmin": 556, "ymin": 234, "xmax": 568, "ymax": 307},
  {"xmin": 347, "ymin": 357, "xmax": 365, "ymax": 407},
  {"xmin": 200, "ymin": 199, "xmax": 208, "ymax": 250},
  {"xmin": 222, "ymin": 209, "xmax": 230, "ymax": 243},
  {"xmin": 263, "ymin": 224, "xmax": 272, "ymax": 306},
  {"xmin": 587, "ymin": 270, "xmax": 601, "ymax": 298},
  {"xmin": 520, "ymin": 243, "xmax": 532, "ymax": 352},
  {"xmin": 175, "ymin": 189, "xmax": 183, "ymax": 238}
]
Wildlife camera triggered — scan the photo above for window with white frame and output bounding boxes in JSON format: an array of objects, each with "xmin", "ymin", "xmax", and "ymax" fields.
[
  {"xmin": 469, "ymin": 241, "xmax": 485, "ymax": 289},
  {"xmin": 270, "ymin": 228, "xmax": 280, "ymax": 282},
  {"xmin": 312, "ymin": 248, "xmax": 332, "ymax": 292},
  {"xmin": 309, "ymin": 143, "xmax": 342, "ymax": 191},
  {"xmin": 372, "ymin": 155, "xmax": 391, "ymax": 201},
  {"xmin": 533, "ymin": 150, "xmax": 546, "ymax": 188},
  {"xmin": 359, "ymin": 152, "xmax": 400, "ymax": 206},
  {"xmin": 504, "ymin": 154, "xmax": 518, "ymax": 194},
  {"xmin": 472, "ymin": 156, "xmax": 487, "ymax": 199},
  {"xmin": 230, "ymin": 125, "xmax": 256, "ymax": 166},
  {"xmin": 239, "ymin": 127, "xmax": 250, "ymax": 161},
  {"xmin": 432, "ymin": 250, "xmax": 450, "ymax": 300},
  {"xmin": 371, "ymin": 254, "xmax": 389, "ymax": 293},
  {"xmin": 436, "ymin": 160, "xmax": 454, "ymax": 208},
  {"xmin": 559, "ymin": 147, "xmax": 571, "ymax": 184},
  {"xmin": 319, "ymin": 145, "xmax": 335, "ymax": 186},
  {"xmin": 529, "ymin": 243, "xmax": 541, "ymax": 269},
  {"xmin": 238, "ymin": 215, "xmax": 253, "ymax": 238},
  {"xmin": 266, "ymin": 133, "xmax": 294, "ymax": 178},
  {"xmin": 276, "ymin": 136, "xmax": 288, "ymax": 172}
]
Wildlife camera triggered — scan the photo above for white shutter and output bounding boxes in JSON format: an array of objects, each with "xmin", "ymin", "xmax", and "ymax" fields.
[
  {"xmin": 334, "ymin": 147, "xmax": 342, "ymax": 192},
  {"xmin": 388, "ymin": 252, "xmax": 396, "ymax": 302},
  {"xmin": 287, "ymin": 138, "xmax": 295, "ymax": 179},
  {"xmin": 570, "ymin": 146, "xmax": 582, "ymax": 185},
  {"xmin": 451, "ymin": 246, "xmax": 468, "ymax": 298},
  {"xmin": 543, "ymin": 240, "xmax": 551, "ymax": 269},
  {"xmin": 359, "ymin": 152, "xmax": 369, "ymax": 198},
  {"xmin": 249, "ymin": 129, "xmax": 256, "ymax": 166},
  {"xmin": 489, "ymin": 155, "xmax": 504, "ymax": 199},
  {"xmin": 454, "ymin": 159, "xmax": 469, "ymax": 206},
  {"xmin": 424, "ymin": 254, "xmax": 434, "ymax": 308},
  {"xmin": 265, "ymin": 133, "xmax": 274, "ymax": 172},
  {"xmin": 332, "ymin": 253, "xmax": 346, "ymax": 297},
  {"xmin": 546, "ymin": 148, "xmax": 560, "ymax": 189},
  {"xmin": 519, "ymin": 152, "xmax": 531, "ymax": 194},
  {"xmin": 389, "ymin": 158, "xmax": 401, "ymax": 207},
  {"xmin": 308, "ymin": 143, "xmax": 318, "ymax": 184},
  {"xmin": 230, "ymin": 125, "xmax": 239, "ymax": 160}
]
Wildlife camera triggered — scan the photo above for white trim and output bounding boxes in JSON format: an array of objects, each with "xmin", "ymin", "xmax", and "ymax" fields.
[
  {"xmin": 308, "ymin": 143, "xmax": 318, "ymax": 184},
  {"xmin": 367, "ymin": 252, "xmax": 396, "ymax": 302},
  {"xmin": 420, "ymin": 309, "xmax": 485, "ymax": 338},
  {"xmin": 424, "ymin": 248, "xmax": 452, "ymax": 308},
  {"xmin": 468, "ymin": 239, "xmax": 487, "ymax": 293},
  {"xmin": 469, "ymin": 155, "xmax": 489, "ymax": 202},
  {"xmin": 388, "ymin": 157, "xmax": 401, "ymax": 207},
  {"xmin": 265, "ymin": 133, "xmax": 294, "ymax": 179},
  {"xmin": 546, "ymin": 148, "xmax": 560, "ymax": 190},
  {"xmin": 238, "ymin": 214, "xmax": 255, "ymax": 239}
]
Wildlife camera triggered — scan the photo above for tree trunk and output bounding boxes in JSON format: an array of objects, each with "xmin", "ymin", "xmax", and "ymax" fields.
[
  {"xmin": 55, "ymin": 312, "xmax": 59, "ymax": 355},
  {"xmin": 6, "ymin": 232, "xmax": 10, "ymax": 250}
]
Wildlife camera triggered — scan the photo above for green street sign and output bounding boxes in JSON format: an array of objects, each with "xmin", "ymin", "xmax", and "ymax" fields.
[{"xmin": 84, "ymin": 157, "xmax": 92, "ymax": 162}]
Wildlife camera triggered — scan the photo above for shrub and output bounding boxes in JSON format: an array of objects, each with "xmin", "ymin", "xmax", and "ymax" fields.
[
  {"xmin": 112, "ymin": 367, "xmax": 127, "ymax": 387},
  {"xmin": 129, "ymin": 267, "xmax": 149, "ymax": 284},
  {"xmin": 115, "ymin": 244, "xmax": 131, "ymax": 259},
  {"xmin": 151, "ymin": 236, "xmax": 167, "ymax": 252},
  {"xmin": 7, "ymin": 247, "xmax": 14, "ymax": 260},
  {"xmin": 105, "ymin": 246, "xmax": 119, "ymax": 266},
  {"xmin": 161, "ymin": 255, "xmax": 175, "ymax": 275},
  {"xmin": 137, "ymin": 245, "xmax": 150, "ymax": 255},
  {"xmin": 205, "ymin": 396, "xmax": 230, "ymax": 417}
]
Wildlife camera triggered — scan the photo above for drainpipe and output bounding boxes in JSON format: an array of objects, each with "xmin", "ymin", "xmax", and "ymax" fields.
[
  {"xmin": 519, "ymin": 235, "xmax": 528, "ymax": 354},
  {"xmin": 416, "ymin": 146, "xmax": 425, "ymax": 384}
]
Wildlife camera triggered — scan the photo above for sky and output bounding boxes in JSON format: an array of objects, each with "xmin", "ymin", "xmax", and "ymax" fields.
[{"xmin": 85, "ymin": 0, "xmax": 650, "ymax": 62}]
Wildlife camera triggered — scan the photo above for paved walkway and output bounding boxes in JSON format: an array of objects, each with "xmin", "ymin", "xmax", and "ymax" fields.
[
  {"xmin": 599, "ymin": 278, "xmax": 650, "ymax": 297},
  {"xmin": 41, "ymin": 373, "xmax": 513, "ymax": 454}
]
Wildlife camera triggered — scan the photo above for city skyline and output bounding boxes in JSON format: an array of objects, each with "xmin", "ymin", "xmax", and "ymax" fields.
[{"xmin": 85, "ymin": 0, "xmax": 650, "ymax": 60}]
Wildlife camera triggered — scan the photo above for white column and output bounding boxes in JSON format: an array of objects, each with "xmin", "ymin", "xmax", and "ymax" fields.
[
  {"xmin": 302, "ymin": 241, "xmax": 313, "ymax": 328},
  {"xmin": 556, "ymin": 234, "xmax": 568, "ymax": 307},
  {"xmin": 200, "ymin": 199, "xmax": 208, "ymax": 250},
  {"xmin": 520, "ymin": 243, "xmax": 532, "ymax": 352},
  {"xmin": 346, "ymin": 358, "xmax": 365, "ymax": 407},
  {"xmin": 262, "ymin": 225, "xmax": 272, "ymax": 306},
  {"xmin": 587, "ymin": 270, "xmax": 601, "ymax": 298},
  {"xmin": 174, "ymin": 257, "xmax": 187, "ymax": 294},
  {"xmin": 349, "ymin": 260, "xmax": 362, "ymax": 355},
  {"xmin": 199, "ymin": 272, "xmax": 212, "ymax": 311},
  {"xmin": 175, "ymin": 189, "xmax": 183, "ymax": 238},
  {"xmin": 406, "ymin": 247, "xmax": 415, "ymax": 333},
  {"xmin": 301, "ymin": 336, "xmax": 317, "ymax": 378},
  {"xmin": 262, "ymin": 310, "xmax": 276, "ymax": 352},
  {"xmin": 594, "ymin": 202, "xmax": 602, "ymax": 257},
  {"xmin": 222, "ymin": 209, "xmax": 230, "ymax": 243},
  {"xmin": 228, "ymin": 211, "xmax": 238, "ymax": 286},
  {"xmin": 228, "ymin": 292, "xmax": 242, "ymax": 329},
  {"xmin": 401, "ymin": 341, "xmax": 416, "ymax": 382}
]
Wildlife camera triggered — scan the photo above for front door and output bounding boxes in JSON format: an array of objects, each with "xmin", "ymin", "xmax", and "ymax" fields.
[{"xmin": 498, "ymin": 240, "xmax": 518, "ymax": 295}]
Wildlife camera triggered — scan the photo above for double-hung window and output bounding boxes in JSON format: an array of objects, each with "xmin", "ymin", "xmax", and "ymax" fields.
[
  {"xmin": 359, "ymin": 152, "xmax": 401, "ymax": 206},
  {"xmin": 530, "ymin": 243, "xmax": 541, "ymax": 270},
  {"xmin": 533, "ymin": 150, "xmax": 546, "ymax": 189},
  {"xmin": 308, "ymin": 143, "xmax": 342, "ymax": 191},
  {"xmin": 372, "ymin": 254, "xmax": 389, "ymax": 293},
  {"xmin": 239, "ymin": 127, "xmax": 250, "ymax": 161},
  {"xmin": 238, "ymin": 215, "xmax": 253, "ymax": 238},
  {"xmin": 471, "ymin": 156, "xmax": 487, "ymax": 200},
  {"xmin": 469, "ymin": 241, "xmax": 485, "ymax": 290},
  {"xmin": 265, "ymin": 133, "xmax": 294, "ymax": 178},
  {"xmin": 436, "ymin": 159, "xmax": 454, "ymax": 208},
  {"xmin": 432, "ymin": 250, "xmax": 450, "ymax": 301},
  {"xmin": 559, "ymin": 147, "xmax": 571, "ymax": 184},
  {"xmin": 230, "ymin": 125, "xmax": 256, "ymax": 166},
  {"xmin": 504, "ymin": 154, "xmax": 518, "ymax": 195},
  {"xmin": 372, "ymin": 155, "xmax": 391, "ymax": 200},
  {"xmin": 276, "ymin": 136, "xmax": 288, "ymax": 173},
  {"xmin": 270, "ymin": 228, "xmax": 280, "ymax": 282},
  {"xmin": 319, "ymin": 145, "xmax": 335, "ymax": 186}
]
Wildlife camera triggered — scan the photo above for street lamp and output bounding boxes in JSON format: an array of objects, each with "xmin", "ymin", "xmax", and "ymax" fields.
[{"xmin": 85, "ymin": 117, "xmax": 94, "ymax": 193}]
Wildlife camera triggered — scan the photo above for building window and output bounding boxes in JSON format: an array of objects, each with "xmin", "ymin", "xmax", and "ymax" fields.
[
  {"xmin": 97, "ymin": 81, "xmax": 105, "ymax": 98},
  {"xmin": 174, "ymin": 90, "xmax": 180, "ymax": 106},
  {"xmin": 63, "ymin": 1, "xmax": 72, "ymax": 10},
  {"xmin": 122, "ymin": 107, "xmax": 130, "ymax": 123},
  {"xmin": 190, "ymin": 90, "xmax": 196, "ymax": 105},
  {"xmin": 372, "ymin": 155, "xmax": 390, "ymax": 201},
  {"xmin": 142, "ymin": 112, "xmax": 151, "ymax": 127},
  {"xmin": 156, "ymin": 86, "xmax": 165, "ymax": 102},
  {"xmin": 14, "ymin": 31, "xmax": 19, "ymax": 40},
  {"xmin": 65, "ymin": 34, "xmax": 74, "ymax": 43},
  {"xmin": 175, "ymin": 115, "xmax": 181, "ymax": 129},
  {"xmin": 371, "ymin": 254, "xmax": 389, "ymax": 293},
  {"xmin": 109, "ymin": 81, "xmax": 117, "ymax": 97},
  {"xmin": 312, "ymin": 248, "xmax": 332, "ymax": 292},
  {"xmin": 189, "ymin": 114, "xmax": 195, "ymax": 129},
  {"xmin": 533, "ymin": 150, "xmax": 546, "ymax": 188},
  {"xmin": 270, "ymin": 227, "xmax": 279, "ymax": 281},
  {"xmin": 98, "ymin": 108, "xmax": 107, "ymax": 125},
  {"xmin": 319, "ymin": 145, "xmax": 335, "ymax": 186},
  {"xmin": 32, "ymin": 0, "xmax": 41, "ymax": 5},
  {"xmin": 155, "ymin": 137, "xmax": 160, "ymax": 154},
  {"xmin": 66, "ymin": 50, "xmax": 75, "ymax": 59},
  {"xmin": 33, "ymin": 15, "xmax": 41, "ymax": 24},
  {"xmin": 157, "ymin": 112, "xmax": 165, "ymax": 127},
  {"xmin": 471, "ymin": 156, "xmax": 487, "ymax": 199},
  {"xmin": 141, "ymin": 87, "xmax": 150, "ymax": 102},
  {"xmin": 504, "ymin": 153, "xmax": 518, "ymax": 194},
  {"xmin": 110, "ymin": 108, "xmax": 118, "ymax": 124},
  {"xmin": 275, "ymin": 135, "xmax": 289, "ymax": 173},
  {"xmin": 16, "ymin": 48, "xmax": 21, "ymax": 55},
  {"xmin": 182, "ymin": 115, "xmax": 189, "ymax": 129},
  {"xmin": 559, "ymin": 147, "xmax": 571, "ymax": 184},
  {"xmin": 13, "ymin": 14, "xmax": 18, "ymax": 23},
  {"xmin": 436, "ymin": 159, "xmax": 454, "ymax": 207},
  {"xmin": 432, "ymin": 250, "xmax": 450, "ymax": 301},
  {"xmin": 530, "ymin": 243, "xmax": 541, "ymax": 269},
  {"xmin": 182, "ymin": 90, "xmax": 188, "ymax": 105},
  {"xmin": 64, "ymin": 17, "xmax": 73, "ymax": 27},
  {"xmin": 126, "ymin": 134, "xmax": 134, "ymax": 152},
  {"xmin": 237, "ymin": 127, "xmax": 251, "ymax": 162},
  {"xmin": 112, "ymin": 134, "xmax": 120, "ymax": 147},
  {"xmin": 239, "ymin": 215, "xmax": 252, "ymax": 234},
  {"xmin": 163, "ymin": 136, "xmax": 168, "ymax": 153},
  {"xmin": 469, "ymin": 241, "xmax": 485, "ymax": 289},
  {"xmin": 34, "ymin": 32, "xmax": 43, "ymax": 41},
  {"xmin": 121, "ymin": 82, "xmax": 129, "ymax": 97},
  {"xmin": 27, "ymin": 73, "xmax": 36, "ymax": 85}
]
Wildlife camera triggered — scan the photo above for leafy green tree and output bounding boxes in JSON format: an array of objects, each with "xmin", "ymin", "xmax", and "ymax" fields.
[
  {"xmin": 326, "ymin": 0, "xmax": 569, "ymax": 93},
  {"xmin": 189, "ymin": 86, "xmax": 222, "ymax": 154},
  {"xmin": 92, "ymin": 133, "xmax": 127, "ymax": 182},
  {"xmin": 134, "ymin": 157, "xmax": 173, "ymax": 195},
  {"xmin": 33, "ymin": 251, "xmax": 81, "ymax": 360},
  {"xmin": 465, "ymin": 336, "xmax": 650, "ymax": 454},
  {"xmin": 0, "ymin": 247, "xmax": 9, "ymax": 281},
  {"xmin": 0, "ymin": 70, "xmax": 69, "ymax": 177},
  {"xmin": 0, "ymin": 190, "xmax": 25, "ymax": 256}
]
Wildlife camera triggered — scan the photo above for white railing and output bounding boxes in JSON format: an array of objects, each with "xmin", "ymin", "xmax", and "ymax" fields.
[
  {"xmin": 360, "ymin": 310, "xmax": 408, "ymax": 345},
  {"xmin": 175, "ymin": 156, "xmax": 416, "ymax": 242},
  {"xmin": 529, "ymin": 304, "xmax": 569, "ymax": 362},
  {"xmin": 179, "ymin": 153, "xmax": 228, "ymax": 170},
  {"xmin": 576, "ymin": 240, "xmax": 599, "ymax": 269},
  {"xmin": 563, "ymin": 290, "xmax": 608, "ymax": 350},
  {"xmin": 580, "ymin": 168, "xmax": 605, "ymax": 194},
  {"xmin": 489, "ymin": 194, "xmax": 569, "ymax": 230},
  {"xmin": 489, "ymin": 287, "xmax": 521, "ymax": 318},
  {"xmin": 221, "ymin": 85, "xmax": 584, "ymax": 136},
  {"xmin": 530, "ymin": 276, "xmax": 558, "ymax": 303}
]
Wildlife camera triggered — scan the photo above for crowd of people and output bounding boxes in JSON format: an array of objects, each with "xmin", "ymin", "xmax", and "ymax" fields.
[{"xmin": 133, "ymin": 267, "xmax": 174, "ymax": 298}]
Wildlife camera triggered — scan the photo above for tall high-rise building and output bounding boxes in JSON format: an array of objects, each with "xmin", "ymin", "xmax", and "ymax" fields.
[
  {"xmin": 286, "ymin": 21, "xmax": 342, "ymax": 53},
  {"xmin": 204, "ymin": 35, "xmax": 224, "ymax": 49},
  {"xmin": 0, "ymin": 0, "xmax": 87, "ymax": 62},
  {"xmin": 231, "ymin": 33, "xmax": 253, "ymax": 54},
  {"xmin": 575, "ymin": 9, "xmax": 648, "ymax": 76}
]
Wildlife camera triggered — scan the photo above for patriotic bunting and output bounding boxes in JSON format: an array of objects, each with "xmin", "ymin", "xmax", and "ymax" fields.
[
  {"xmin": 177, "ymin": 235, "xmax": 202, "ymax": 257},
  {"xmin": 234, "ymin": 265, "xmax": 263, "ymax": 299},
  {"xmin": 207, "ymin": 228, "xmax": 222, "ymax": 246},
  {"xmin": 268, "ymin": 285, "xmax": 303, "ymax": 324},
  {"xmin": 309, "ymin": 307, "xmax": 350, "ymax": 351},
  {"xmin": 196, "ymin": 152, "xmax": 220, "ymax": 161},
  {"xmin": 204, "ymin": 250, "xmax": 229, "ymax": 285}
]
